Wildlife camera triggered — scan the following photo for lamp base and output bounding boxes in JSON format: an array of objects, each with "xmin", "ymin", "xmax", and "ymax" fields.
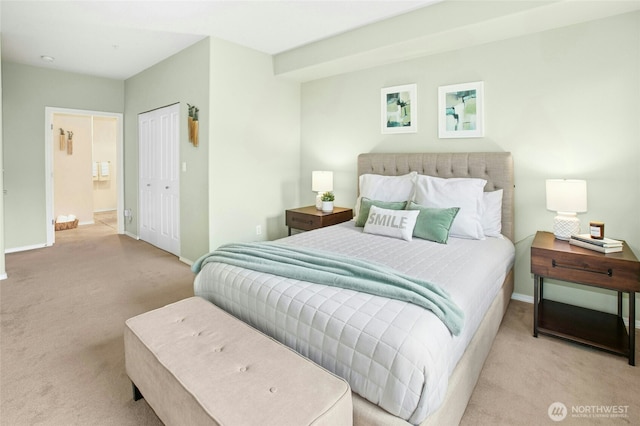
[
  {"xmin": 315, "ymin": 192, "xmax": 323, "ymax": 210},
  {"xmin": 553, "ymin": 214, "xmax": 580, "ymax": 240}
]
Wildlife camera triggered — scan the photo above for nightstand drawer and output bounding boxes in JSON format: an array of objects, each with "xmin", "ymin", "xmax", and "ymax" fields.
[
  {"xmin": 285, "ymin": 206, "xmax": 353, "ymax": 235},
  {"xmin": 531, "ymin": 232, "xmax": 640, "ymax": 292},
  {"xmin": 286, "ymin": 211, "xmax": 321, "ymax": 231}
]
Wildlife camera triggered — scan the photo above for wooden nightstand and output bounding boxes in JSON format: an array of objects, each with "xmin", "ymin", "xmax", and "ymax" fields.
[
  {"xmin": 285, "ymin": 206, "xmax": 353, "ymax": 236},
  {"xmin": 531, "ymin": 231, "xmax": 640, "ymax": 365}
]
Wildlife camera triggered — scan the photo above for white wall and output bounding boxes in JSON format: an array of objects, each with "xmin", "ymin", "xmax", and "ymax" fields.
[
  {"xmin": 208, "ymin": 38, "xmax": 300, "ymax": 250},
  {"xmin": 300, "ymin": 12, "xmax": 640, "ymax": 316}
]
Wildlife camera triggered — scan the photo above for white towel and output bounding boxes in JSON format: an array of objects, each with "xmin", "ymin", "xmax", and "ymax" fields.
[
  {"xmin": 56, "ymin": 215, "xmax": 76, "ymax": 223},
  {"xmin": 100, "ymin": 161, "xmax": 110, "ymax": 178}
]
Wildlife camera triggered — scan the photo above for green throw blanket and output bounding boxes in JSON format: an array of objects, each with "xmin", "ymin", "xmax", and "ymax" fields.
[{"xmin": 192, "ymin": 242, "xmax": 464, "ymax": 336}]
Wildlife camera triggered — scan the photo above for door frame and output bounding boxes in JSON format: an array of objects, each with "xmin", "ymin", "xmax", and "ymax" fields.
[{"xmin": 44, "ymin": 107, "xmax": 124, "ymax": 245}]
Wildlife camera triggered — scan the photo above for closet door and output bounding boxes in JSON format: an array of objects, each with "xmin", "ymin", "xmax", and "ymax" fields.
[{"xmin": 138, "ymin": 104, "xmax": 180, "ymax": 256}]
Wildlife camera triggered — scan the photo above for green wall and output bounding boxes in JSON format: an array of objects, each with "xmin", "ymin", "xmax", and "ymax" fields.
[
  {"xmin": 123, "ymin": 37, "xmax": 300, "ymax": 262},
  {"xmin": 124, "ymin": 38, "xmax": 210, "ymax": 264},
  {"xmin": 299, "ymin": 12, "xmax": 640, "ymax": 318},
  {"xmin": 207, "ymin": 38, "xmax": 301, "ymax": 251},
  {"xmin": 1, "ymin": 63, "xmax": 124, "ymax": 250},
  {"xmin": 1, "ymin": 35, "xmax": 300, "ymax": 267}
]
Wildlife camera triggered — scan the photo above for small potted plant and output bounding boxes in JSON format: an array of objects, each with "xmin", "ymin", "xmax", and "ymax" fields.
[{"xmin": 321, "ymin": 191, "xmax": 335, "ymax": 212}]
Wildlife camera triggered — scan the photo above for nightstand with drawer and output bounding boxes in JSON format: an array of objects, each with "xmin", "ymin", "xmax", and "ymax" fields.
[
  {"xmin": 531, "ymin": 231, "xmax": 640, "ymax": 365},
  {"xmin": 285, "ymin": 206, "xmax": 353, "ymax": 236}
]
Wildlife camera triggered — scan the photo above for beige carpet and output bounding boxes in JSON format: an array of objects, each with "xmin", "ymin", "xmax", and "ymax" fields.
[
  {"xmin": 1, "ymin": 222, "xmax": 638, "ymax": 425},
  {"xmin": 94, "ymin": 210, "xmax": 118, "ymax": 230},
  {"xmin": 1, "ymin": 223, "xmax": 192, "ymax": 426},
  {"xmin": 462, "ymin": 301, "xmax": 639, "ymax": 425}
]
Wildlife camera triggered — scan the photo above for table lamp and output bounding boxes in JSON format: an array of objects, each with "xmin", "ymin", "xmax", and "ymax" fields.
[
  {"xmin": 545, "ymin": 179, "xmax": 587, "ymax": 240},
  {"xmin": 312, "ymin": 171, "xmax": 333, "ymax": 210}
]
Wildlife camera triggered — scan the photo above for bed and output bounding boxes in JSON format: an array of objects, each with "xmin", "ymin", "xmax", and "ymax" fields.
[{"xmin": 194, "ymin": 152, "xmax": 515, "ymax": 425}]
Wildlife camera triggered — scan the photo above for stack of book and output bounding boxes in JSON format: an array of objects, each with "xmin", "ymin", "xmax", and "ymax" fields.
[{"xmin": 569, "ymin": 233, "xmax": 623, "ymax": 253}]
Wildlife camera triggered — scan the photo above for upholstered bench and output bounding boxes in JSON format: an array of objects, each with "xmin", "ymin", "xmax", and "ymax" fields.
[{"xmin": 124, "ymin": 296, "xmax": 352, "ymax": 425}]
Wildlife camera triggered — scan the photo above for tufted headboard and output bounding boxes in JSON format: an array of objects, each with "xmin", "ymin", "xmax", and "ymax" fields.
[{"xmin": 357, "ymin": 152, "xmax": 514, "ymax": 242}]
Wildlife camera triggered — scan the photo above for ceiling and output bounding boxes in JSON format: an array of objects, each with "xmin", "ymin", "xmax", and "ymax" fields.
[{"xmin": 0, "ymin": 0, "xmax": 438, "ymax": 80}]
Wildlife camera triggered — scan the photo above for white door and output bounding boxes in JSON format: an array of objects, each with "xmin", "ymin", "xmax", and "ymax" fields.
[{"xmin": 138, "ymin": 104, "xmax": 180, "ymax": 255}]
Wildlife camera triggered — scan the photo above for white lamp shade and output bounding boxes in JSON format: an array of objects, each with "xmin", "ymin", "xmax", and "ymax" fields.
[
  {"xmin": 545, "ymin": 179, "xmax": 587, "ymax": 213},
  {"xmin": 312, "ymin": 171, "xmax": 333, "ymax": 192}
]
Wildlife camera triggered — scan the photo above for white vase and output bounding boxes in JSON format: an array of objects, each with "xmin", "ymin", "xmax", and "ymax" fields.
[{"xmin": 322, "ymin": 201, "xmax": 334, "ymax": 213}]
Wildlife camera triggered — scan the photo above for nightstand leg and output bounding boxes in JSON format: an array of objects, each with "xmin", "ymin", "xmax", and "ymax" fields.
[
  {"xmin": 630, "ymin": 291, "xmax": 635, "ymax": 366},
  {"xmin": 533, "ymin": 275, "xmax": 540, "ymax": 337},
  {"xmin": 618, "ymin": 292, "xmax": 623, "ymax": 317}
]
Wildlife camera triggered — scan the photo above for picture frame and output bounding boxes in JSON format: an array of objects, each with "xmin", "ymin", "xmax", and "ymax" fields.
[
  {"xmin": 381, "ymin": 84, "xmax": 417, "ymax": 134},
  {"xmin": 438, "ymin": 81, "xmax": 484, "ymax": 138}
]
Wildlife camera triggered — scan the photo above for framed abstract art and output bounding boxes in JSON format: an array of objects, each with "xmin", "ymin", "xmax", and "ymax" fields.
[
  {"xmin": 438, "ymin": 81, "xmax": 484, "ymax": 138},
  {"xmin": 381, "ymin": 84, "xmax": 417, "ymax": 134}
]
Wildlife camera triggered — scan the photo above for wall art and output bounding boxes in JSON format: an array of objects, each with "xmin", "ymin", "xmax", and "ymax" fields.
[
  {"xmin": 381, "ymin": 84, "xmax": 417, "ymax": 134},
  {"xmin": 438, "ymin": 81, "xmax": 484, "ymax": 138}
]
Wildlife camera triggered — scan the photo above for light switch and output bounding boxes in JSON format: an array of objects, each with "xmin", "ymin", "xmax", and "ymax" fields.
[{"xmin": 182, "ymin": 162, "xmax": 187, "ymax": 172}]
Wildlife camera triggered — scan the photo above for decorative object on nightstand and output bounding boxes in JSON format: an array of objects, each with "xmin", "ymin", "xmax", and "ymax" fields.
[
  {"xmin": 531, "ymin": 231, "xmax": 640, "ymax": 365},
  {"xmin": 589, "ymin": 221, "xmax": 605, "ymax": 239},
  {"xmin": 285, "ymin": 206, "xmax": 353, "ymax": 236},
  {"xmin": 321, "ymin": 191, "xmax": 335, "ymax": 213},
  {"xmin": 545, "ymin": 179, "xmax": 587, "ymax": 240},
  {"xmin": 312, "ymin": 171, "xmax": 333, "ymax": 210}
]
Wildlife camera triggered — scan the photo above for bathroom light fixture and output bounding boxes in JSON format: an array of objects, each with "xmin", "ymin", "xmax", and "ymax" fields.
[
  {"xmin": 545, "ymin": 179, "xmax": 587, "ymax": 240},
  {"xmin": 312, "ymin": 171, "xmax": 333, "ymax": 210},
  {"xmin": 40, "ymin": 55, "xmax": 55, "ymax": 63}
]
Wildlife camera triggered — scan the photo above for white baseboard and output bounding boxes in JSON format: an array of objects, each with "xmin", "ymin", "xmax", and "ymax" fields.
[
  {"xmin": 5, "ymin": 243, "xmax": 48, "ymax": 254},
  {"xmin": 124, "ymin": 231, "xmax": 139, "ymax": 240},
  {"xmin": 179, "ymin": 256, "xmax": 194, "ymax": 266},
  {"xmin": 0, "ymin": 273, "xmax": 7, "ymax": 280},
  {"xmin": 511, "ymin": 292, "xmax": 533, "ymax": 304},
  {"xmin": 511, "ymin": 292, "xmax": 640, "ymax": 329}
]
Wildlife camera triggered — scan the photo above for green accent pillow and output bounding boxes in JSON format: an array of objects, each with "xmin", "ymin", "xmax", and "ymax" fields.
[
  {"xmin": 356, "ymin": 198, "xmax": 407, "ymax": 227},
  {"xmin": 407, "ymin": 202, "xmax": 460, "ymax": 244}
]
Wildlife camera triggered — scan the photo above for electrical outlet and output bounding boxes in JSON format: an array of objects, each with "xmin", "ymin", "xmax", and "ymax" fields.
[
  {"xmin": 124, "ymin": 209, "xmax": 131, "ymax": 217},
  {"xmin": 256, "ymin": 225, "xmax": 262, "ymax": 235}
]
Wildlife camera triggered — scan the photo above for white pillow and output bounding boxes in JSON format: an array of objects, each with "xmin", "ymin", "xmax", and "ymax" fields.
[
  {"xmin": 356, "ymin": 172, "xmax": 417, "ymax": 217},
  {"xmin": 482, "ymin": 189, "xmax": 503, "ymax": 238},
  {"xmin": 413, "ymin": 175, "xmax": 486, "ymax": 240},
  {"xmin": 363, "ymin": 205, "xmax": 419, "ymax": 241}
]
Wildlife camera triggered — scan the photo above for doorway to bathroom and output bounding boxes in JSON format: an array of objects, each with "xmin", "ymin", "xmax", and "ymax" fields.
[{"xmin": 44, "ymin": 107, "xmax": 124, "ymax": 245}]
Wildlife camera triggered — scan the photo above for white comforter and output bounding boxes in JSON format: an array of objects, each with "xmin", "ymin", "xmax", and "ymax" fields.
[{"xmin": 194, "ymin": 221, "xmax": 515, "ymax": 424}]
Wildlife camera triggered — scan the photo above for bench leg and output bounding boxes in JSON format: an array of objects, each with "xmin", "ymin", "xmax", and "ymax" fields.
[{"xmin": 132, "ymin": 382, "xmax": 143, "ymax": 401}]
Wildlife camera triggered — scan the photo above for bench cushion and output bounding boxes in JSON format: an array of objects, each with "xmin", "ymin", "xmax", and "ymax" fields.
[{"xmin": 124, "ymin": 296, "xmax": 352, "ymax": 425}]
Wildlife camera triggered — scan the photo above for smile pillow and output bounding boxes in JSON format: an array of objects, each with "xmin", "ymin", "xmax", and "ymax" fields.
[{"xmin": 363, "ymin": 205, "xmax": 419, "ymax": 241}]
